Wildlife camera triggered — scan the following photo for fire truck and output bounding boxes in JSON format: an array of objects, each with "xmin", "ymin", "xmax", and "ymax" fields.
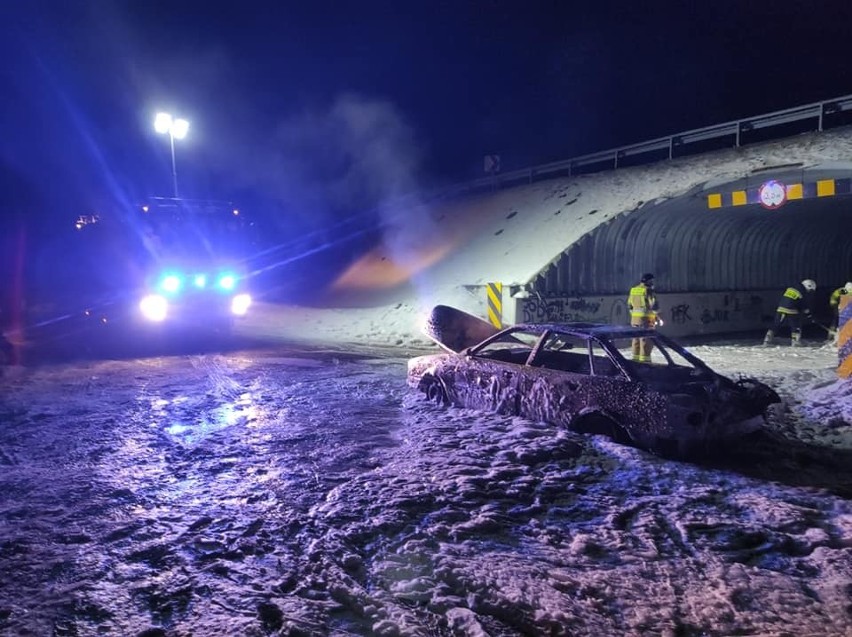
[
  {"xmin": 128, "ymin": 198, "xmax": 255, "ymax": 329},
  {"xmin": 23, "ymin": 198, "xmax": 260, "ymax": 357}
]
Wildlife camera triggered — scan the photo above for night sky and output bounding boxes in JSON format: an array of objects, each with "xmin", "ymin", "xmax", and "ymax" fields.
[{"xmin": 2, "ymin": 1, "xmax": 852, "ymax": 224}]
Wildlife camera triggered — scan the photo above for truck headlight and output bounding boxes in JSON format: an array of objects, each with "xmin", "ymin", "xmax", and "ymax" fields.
[
  {"xmin": 140, "ymin": 294, "xmax": 168, "ymax": 321},
  {"xmin": 231, "ymin": 293, "xmax": 252, "ymax": 316}
]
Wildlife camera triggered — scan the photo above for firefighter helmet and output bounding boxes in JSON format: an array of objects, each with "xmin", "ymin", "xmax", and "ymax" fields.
[{"xmin": 802, "ymin": 279, "xmax": 816, "ymax": 291}]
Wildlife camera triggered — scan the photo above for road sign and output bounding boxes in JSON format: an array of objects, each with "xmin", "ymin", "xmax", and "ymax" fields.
[
  {"xmin": 484, "ymin": 155, "xmax": 501, "ymax": 174},
  {"xmin": 758, "ymin": 180, "xmax": 787, "ymax": 209}
]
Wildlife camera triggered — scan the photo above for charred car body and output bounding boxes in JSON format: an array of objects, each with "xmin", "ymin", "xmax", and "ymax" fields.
[{"xmin": 408, "ymin": 305, "xmax": 781, "ymax": 456}]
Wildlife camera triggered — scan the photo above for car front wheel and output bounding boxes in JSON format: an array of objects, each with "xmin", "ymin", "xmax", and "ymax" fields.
[
  {"xmin": 422, "ymin": 376, "xmax": 449, "ymax": 406},
  {"xmin": 571, "ymin": 414, "xmax": 632, "ymax": 446}
]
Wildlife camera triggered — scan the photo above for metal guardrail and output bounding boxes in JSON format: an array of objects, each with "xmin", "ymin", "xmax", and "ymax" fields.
[{"xmin": 439, "ymin": 93, "xmax": 852, "ymax": 199}]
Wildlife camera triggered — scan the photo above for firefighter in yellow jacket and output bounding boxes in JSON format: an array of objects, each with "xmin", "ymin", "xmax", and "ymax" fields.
[
  {"xmin": 828, "ymin": 282, "xmax": 852, "ymax": 340},
  {"xmin": 627, "ymin": 273, "xmax": 660, "ymax": 362}
]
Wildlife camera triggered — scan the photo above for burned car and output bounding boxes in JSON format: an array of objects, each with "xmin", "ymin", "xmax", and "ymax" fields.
[{"xmin": 408, "ymin": 305, "xmax": 780, "ymax": 456}]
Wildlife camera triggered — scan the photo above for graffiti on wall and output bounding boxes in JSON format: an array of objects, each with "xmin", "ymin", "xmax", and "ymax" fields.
[
  {"xmin": 745, "ymin": 295, "xmax": 766, "ymax": 321},
  {"xmin": 669, "ymin": 304, "xmax": 691, "ymax": 325},
  {"xmin": 521, "ymin": 296, "xmax": 604, "ymax": 323},
  {"xmin": 700, "ymin": 308, "xmax": 730, "ymax": 324},
  {"xmin": 516, "ymin": 291, "xmax": 774, "ymax": 336},
  {"xmin": 609, "ymin": 299, "xmax": 628, "ymax": 325}
]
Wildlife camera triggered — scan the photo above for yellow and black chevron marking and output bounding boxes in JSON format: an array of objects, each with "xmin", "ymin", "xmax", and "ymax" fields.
[
  {"xmin": 707, "ymin": 178, "xmax": 852, "ymax": 209},
  {"xmin": 838, "ymin": 296, "xmax": 852, "ymax": 379},
  {"xmin": 487, "ymin": 282, "xmax": 503, "ymax": 329}
]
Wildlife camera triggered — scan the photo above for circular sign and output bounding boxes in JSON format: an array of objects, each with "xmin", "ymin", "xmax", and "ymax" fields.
[{"xmin": 758, "ymin": 180, "xmax": 787, "ymax": 209}]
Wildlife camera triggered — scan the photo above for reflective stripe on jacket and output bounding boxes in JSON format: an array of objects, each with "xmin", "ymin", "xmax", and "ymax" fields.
[
  {"xmin": 776, "ymin": 286, "xmax": 802, "ymax": 315},
  {"xmin": 776, "ymin": 284, "xmax": 813, "ymax": 315},
  {"xmin": 830, "ymin": 287, "xmax": 847, "ymax": 308},
  {"xmin": 627, "ymin": 283, "xmax": 658, "ymax": 320}
]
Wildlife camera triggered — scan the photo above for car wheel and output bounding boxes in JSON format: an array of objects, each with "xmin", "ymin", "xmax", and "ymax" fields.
[
  {"xmin": 572, "ymin": 414, "xmax": 631, "ymax": 446},
  {"xmin": 424, "ymin": 377, "xmax": 448, "ymax": 406}
]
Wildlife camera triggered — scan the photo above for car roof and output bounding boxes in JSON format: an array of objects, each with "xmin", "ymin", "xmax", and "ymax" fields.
[{"xmin": 507, "ymin": 322, "xmax": 656, "ymax": 338}]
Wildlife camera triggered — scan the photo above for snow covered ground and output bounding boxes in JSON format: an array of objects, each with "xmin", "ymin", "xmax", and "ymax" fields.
[{"xmin": 1, "ymin": 327, "xmax": 851, "ymax": 636}]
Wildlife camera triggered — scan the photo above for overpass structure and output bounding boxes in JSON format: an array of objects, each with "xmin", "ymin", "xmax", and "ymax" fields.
[
  {"xmin": 511, "ymin": 160, "xmax": 852, "ymax": 337},
  {"xmin": 405, "ymin": 111, "xmax": 852, "ymax": 338},
  {"xmin": 445, "ymin": 93, "xmax": 852, "ymax": 195}
]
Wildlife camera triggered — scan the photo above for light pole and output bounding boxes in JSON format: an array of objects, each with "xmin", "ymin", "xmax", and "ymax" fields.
[{"xmin": 154, "ymin": 112, "xmax": 190, "ymax": 199}]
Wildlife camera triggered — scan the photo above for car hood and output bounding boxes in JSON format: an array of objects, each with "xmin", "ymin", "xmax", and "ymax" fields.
[{"xmin": 423, "ymin": 305, "xmax": 501, "ymax": 353}]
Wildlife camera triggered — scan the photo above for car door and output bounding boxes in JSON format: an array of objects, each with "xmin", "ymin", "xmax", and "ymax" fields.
[
  {"xmin": 456, "ymin": 328, "xmax": 540, "ymax": 414},
  {"xmin": 517, "ymin": 331, "xmax": 594, "ymax": 426}
]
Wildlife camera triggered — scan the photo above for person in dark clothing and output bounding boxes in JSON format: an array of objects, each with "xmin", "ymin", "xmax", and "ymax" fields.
[{"xmin": 763, "ymin": 279, "xmax": 817, "ymax": 347}]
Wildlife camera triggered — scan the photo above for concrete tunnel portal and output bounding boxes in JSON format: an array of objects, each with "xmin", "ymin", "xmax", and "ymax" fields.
[
  {"xmin": 532, "ymin": 167, "xmax": 852, "ymax": 295},
  {"xmin": 466, "ymin": 127, "xmax": 852, "ymax": 336},
  {"xmin": 519, "ymin": 164, "xmax": 852, "ymax": 337}
]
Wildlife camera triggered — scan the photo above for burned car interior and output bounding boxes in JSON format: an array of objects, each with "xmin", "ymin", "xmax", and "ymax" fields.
[{"xmin": 467, "ymin": 326, "xmax": 713, "ymax": 388}]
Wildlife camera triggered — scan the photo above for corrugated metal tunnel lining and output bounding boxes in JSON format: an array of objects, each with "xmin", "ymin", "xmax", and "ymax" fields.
[{"xmin": 532, "ymin": 175, "xmax": 852, "ymax": 297}]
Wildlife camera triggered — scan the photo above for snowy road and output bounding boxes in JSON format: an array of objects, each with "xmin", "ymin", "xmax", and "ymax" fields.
[{"xmin": 1, "ymin": 340, "xmax": 851, "ymax": 636}]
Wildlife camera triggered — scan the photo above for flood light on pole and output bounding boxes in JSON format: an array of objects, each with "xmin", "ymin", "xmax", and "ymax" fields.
[
  {"xmin": 171, "ymin": 118, "xmax": 189, "ymax": 140},
  {"xmin": 154, "ymin": 112, "xmax": 172, "ymax": 134},
  {"xmin": 154, "ymin": 111, "xmax": 190, "ymax": 198}
]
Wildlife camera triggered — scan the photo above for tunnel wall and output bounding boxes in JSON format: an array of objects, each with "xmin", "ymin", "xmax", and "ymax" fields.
[
  {"xmin": 507, "ymin": 290, "xmax": 781, "ymax": 338},
  {"xmin": 529, "ymin": 168, "xmax": 852, "ymax": 299}
]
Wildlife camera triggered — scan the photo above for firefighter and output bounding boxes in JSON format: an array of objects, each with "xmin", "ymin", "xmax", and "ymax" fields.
[
  {"xmin": 627, "ymin": 273, "xmax": 660, "ymax": 362},
  {"xmin": 828, "ymin": 281, "xmax": 852, "ymax": 341},
  {"xmin": 763, "ymin": 279, "xmax": 817, "ymax": 347}
]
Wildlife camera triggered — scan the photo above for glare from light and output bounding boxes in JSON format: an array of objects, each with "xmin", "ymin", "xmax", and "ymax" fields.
[
  {"xmin": 193, "ymin": 274, "xmax": 207, "ymax": 288},
  {"xmin": 161, "ymin": 274, "xmax": 182, "ymax": 293},
  {"xmin": 140, "ymin": 295, "xmax": 168, "ymax": 321},
  {"xmin": 154, "ymin": 112, "xmax": 189, "ymax": 139},
  {"xmin": 154, "ymin": 112, "xmax": 173, "ymax": 134},
  {"xmin": 232, "ymin": 209, "xmax": 240, "ymax": 216},
  {"xmin": 231, "ymin": 294, "xmax": 252, "ymax": 316},
  {"xmin": 171, "ymin": 118, "xmax": 190, "ymax": 140},
  {"xmin": 217, "ymin": 273, "xmax": 236, "ymax": 290}
]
